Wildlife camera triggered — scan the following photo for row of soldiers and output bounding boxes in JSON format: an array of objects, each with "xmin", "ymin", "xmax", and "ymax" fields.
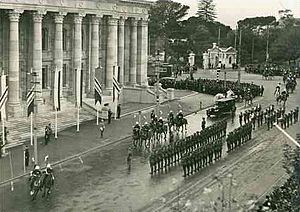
[
  {"xmin": 181, "ymin": 138, "xmax": 223, "ymax": 177},
  {"xmin": 278, "ymin": 107, "xmax": 299, "ymax": 129},
  {"xmin": 226, "ymin": 123, "xmax": 252, "ymax": 152},
  {"xmin": 149, "ymin": 120, "xmax": 227, "ymax": 174},
  {"xmin": 159, "ymin": 78, "xmax": 262, "ymax": 99}
]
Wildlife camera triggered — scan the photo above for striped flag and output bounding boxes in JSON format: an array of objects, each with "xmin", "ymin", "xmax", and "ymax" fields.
[
  {"xmin": 76, "ymin": 69, "xmax": 83, "ymax": 108},
  {"xmin": 27, "ymin": 86, "xmax": 35, "ymax": 117},
  {"xmin": 112, "ymin": 76, "xmax": 121, "ymax": 102},
  {"xmin": 54, "ymin": 69, "xmax": 61, "ymax": 111},
  {"xmin": 0, "ymin": 86, "xmax": 8, "ymax": 111},
  {"xmin": 94, "ymin": 77, "xmax": 102, "ymax": 105}
]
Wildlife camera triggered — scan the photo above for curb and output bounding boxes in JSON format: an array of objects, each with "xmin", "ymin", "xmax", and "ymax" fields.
[
  {"xmin": 0, "ymin": 100, "xmax": 215, "ymax": 187},
  {"xmin": 0, "ymin": 136, "xmax": 131, "ymax": 187}
]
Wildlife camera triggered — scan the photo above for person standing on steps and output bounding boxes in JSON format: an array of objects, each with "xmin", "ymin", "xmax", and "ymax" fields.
[{"xmin": 108, "ymin": 108, "xmax": 112, "ymax": 124}]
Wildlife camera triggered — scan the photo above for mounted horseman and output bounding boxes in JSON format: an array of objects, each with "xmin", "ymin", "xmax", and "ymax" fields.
[{"xmin": 132, "ymin": 122, "xmax": 141, "ymax": 147}]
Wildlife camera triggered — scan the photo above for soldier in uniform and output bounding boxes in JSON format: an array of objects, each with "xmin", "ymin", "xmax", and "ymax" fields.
[
  {"xmin": 182, "ymin": 155, "xmax": 187, "ymax": 177},
  {"xmin": 149, "ymin": 152, "xmax": 155, "ymax": 175},
  {"xmin": 201, "ymin": 117, "xmax": 206, "ymax": 130}
]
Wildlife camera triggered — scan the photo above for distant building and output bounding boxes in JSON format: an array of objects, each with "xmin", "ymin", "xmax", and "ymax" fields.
[{"xmin": 203, "ymin": 43, "xmax": 237, "ymax": 69}]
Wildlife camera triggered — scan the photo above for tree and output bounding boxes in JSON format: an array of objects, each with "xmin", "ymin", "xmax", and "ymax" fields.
[
  {"xmin": 197, "ymin": 0, "xmax": 216, "ymax": 22},
  {"xmin": 149, "ymin": 0, "xmax": 189, "ymax": 53},
  {"xmin": 270, "ymin": 23, "xmax": 300, "ymax": 63}
]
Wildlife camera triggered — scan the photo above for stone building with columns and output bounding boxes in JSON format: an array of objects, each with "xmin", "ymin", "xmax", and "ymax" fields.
[{"xmin": 0, "ymin": 0, "xmax": 151, "ymax": 118}]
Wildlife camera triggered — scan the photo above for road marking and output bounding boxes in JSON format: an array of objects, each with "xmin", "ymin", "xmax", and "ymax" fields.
[
  {"xmin": 274, "ymin": 124, "xmax": 300, "ymax": 148},
  {"xmin": 79, "ymin": 156, "xmax": 84, "ymax": 164}
]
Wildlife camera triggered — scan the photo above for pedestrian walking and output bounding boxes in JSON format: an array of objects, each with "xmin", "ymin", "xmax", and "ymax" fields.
[
  {"xmin": 108, "ymin": 108, "xmax": 112, "ymax": 124},
  {"xmin": 24, "ymin": 146, "xmax": 30, "ymax": 168},
  {"xmin": 117, "ymin": 104, "xmax": 121, "ymax": 119},
  {"xmin": 201, "ymin": 117, "xmax": 206, "ymax": 130},
  {"xmin": 99, "ymin": 119, "xmax": 105, "ymax": 138}
]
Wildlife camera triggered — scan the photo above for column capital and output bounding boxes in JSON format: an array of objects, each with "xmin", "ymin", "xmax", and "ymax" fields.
[
  {"xmin": 130, "ymin": 18, "xmax": 138, "ymax": 27},
  {"xmin": 32, "ymin": 10, "xmax": 46, "ymax": 23},
  {"xmin": 54, "ymin": 12, "xmax": 66, "ymax": 24},
  {"xmin": 91, "ymin": 15, "xmax": 101, "ymax": 25},
  {"xmin": 74, "ymin": 13, "xmax": 85, "ymax": 24},
  {"xmin": 107, "ymin": 17, "xmax": 118, "ymax": 26},
  {"xmin": 8, "ymin": 9, "xmax": 23, "ymax": 22},
  {"xmin": 118, "ymin": 18, "xmax": 125, "ymax": 26},
  {"xmin": 138, "ymin": 19, "xmax": 149, "ymax": 27}
]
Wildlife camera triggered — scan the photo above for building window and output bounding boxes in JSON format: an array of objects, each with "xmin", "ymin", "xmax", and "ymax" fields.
[
  {"xmin": 63, "ymin": 28, "xmax": 67, "ymax": 51},
  {"xmin": 42, "ymin": 28, "xmax": 48, "ymax": 50},
  {"xmin": 42, "ymin": 67, "xmax": 48, "ymax": 89},
  {"xmin": 63, "ymin": 64, "xmax": 67, "ymax": 87}
]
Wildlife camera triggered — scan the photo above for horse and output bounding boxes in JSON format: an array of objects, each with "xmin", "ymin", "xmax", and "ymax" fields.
[
  {"xmin": 286, "ymin": 79, "xmax": 296, "ymax": 94},
  {"xmin": 174, "ymin": 117, "xmax": 188, "ymax": 133},
  {"xmin": 156, "ymin": 123, "xmax": 168, "ymax": 142},
  {"xmin": 244, "ymin": 93, "xmax": 253, "ymax": 107},
  {"xmin": 140, "ymin": 128, "xmax": 152, "ymax": 149},
  {"xmin": 132, "ymin": 128, "xmax": 140, "ymax": 148},
  {"xmin": 40, "ymin": 172, "xmax": 54, "ymax": 198},
  {"xmin": 30, "ymin": 175, "xmax": 42, "ymax": 201}
]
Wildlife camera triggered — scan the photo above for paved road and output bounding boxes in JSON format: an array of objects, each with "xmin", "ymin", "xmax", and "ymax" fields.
[{"xmin": 0, "ymin": 71, "xmax": 299, "ymax": 212}]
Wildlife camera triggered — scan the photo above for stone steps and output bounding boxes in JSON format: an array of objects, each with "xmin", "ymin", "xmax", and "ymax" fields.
[{"xmin": 5, "ymin": 100, "xmax": 95, "ymax": 147}]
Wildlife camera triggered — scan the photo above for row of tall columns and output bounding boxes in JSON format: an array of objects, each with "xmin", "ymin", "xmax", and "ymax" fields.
[
  {"xmin": 129, "ymin": 19, "xmax": 138, "ymax": 85},
  {"xmin": 5, "ymin": 10, "xmax": 148, "ymax": 117},
  {"xmin": 53, "ymin": 12, "xmax": 65, "ymax": 98},
  {"xmin": 89, "ymin": 15, "xmax": 100, "ymax": 96},
  {"xmin": 106, "ymin": 17, "xmax": 118, "ymax": 91},
  {"xmin": 7, "ymin": 10, "xmax": 22, "ymax": 116}
]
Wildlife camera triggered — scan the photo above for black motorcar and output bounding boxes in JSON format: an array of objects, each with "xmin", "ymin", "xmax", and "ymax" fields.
[{"xmin": 207, "ymin": 97, "xmax": 236, "ymax": 118}]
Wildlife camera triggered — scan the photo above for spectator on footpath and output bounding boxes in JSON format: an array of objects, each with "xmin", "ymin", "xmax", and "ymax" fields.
[
  {"xmin": 24, "ymin": 146, "xmax": 30, "ymax": 169},
  {"xmin": 108, "ymin": 108, "xmax": 112, "ymax": 124},
  {"xmin": 99, "ymin": 119, "xmax": 105, "ymax": 138},
  {"xmin": 201, "ymin": 117, "xmax": 206, "ymax": 130},
  {"xmin": 44, "ymin": 125, "xmax": 49, "ymax": 145},
  {"xmin": 117, "ymin": 104, "xmax": 121, "ymax": 119},
  {"xmin": 239, "ymin": 112, "xmax": 243, "ymax": 126}
]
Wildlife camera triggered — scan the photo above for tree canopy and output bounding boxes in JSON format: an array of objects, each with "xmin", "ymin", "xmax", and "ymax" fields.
[{"xmin": 197, "ymin": 0, "xmax": 216, "ymax": 22}]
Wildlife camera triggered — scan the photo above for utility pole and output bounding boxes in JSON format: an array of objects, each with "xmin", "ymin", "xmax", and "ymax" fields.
[
  {"xmin": 238, "ymin": 28, "xmax": 242, "ymax": 85},
  {"xmin": 155, "ymin": 49, "xmax": 161, "ymax": 115},
  {"xmin": 218, "ymin": 27, "xmax": 221, "ymax": 67},
  {"xmin": 266, "ymin": 25, "xmax": 270, "ymax": 63}
]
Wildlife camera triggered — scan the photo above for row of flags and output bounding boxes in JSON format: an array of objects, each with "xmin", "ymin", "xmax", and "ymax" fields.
[{"xmin": 0, "ymin": 68, "xmax": 121, "ymax": 117}]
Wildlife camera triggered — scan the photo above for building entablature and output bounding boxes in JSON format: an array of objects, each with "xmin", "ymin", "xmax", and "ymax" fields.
[{"xmin": 0, "ymin": 0, "xmax": 150, "ymax": 20}]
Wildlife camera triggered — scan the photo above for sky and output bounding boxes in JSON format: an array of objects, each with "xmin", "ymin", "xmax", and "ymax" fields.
[{"xmin": 149, "ymin": 0, "xmax": 300, "ymax": 29}]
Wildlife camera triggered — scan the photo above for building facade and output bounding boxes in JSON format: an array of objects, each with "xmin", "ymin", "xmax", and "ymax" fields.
[
  {"xmin": 203, "ymin": 43, "xmax": 237, "ymax": 69},
  {"xmin": 0, "ymin": 0, "xmax": 150, "ymax": 117}
]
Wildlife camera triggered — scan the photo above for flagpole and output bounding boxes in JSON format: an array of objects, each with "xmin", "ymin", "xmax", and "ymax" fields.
[
  {"xmin": 96, "ymin": 109, "xmax": 99, "ymax": 125},
  {"xmin": 55, "ymin": 109, "xmax": 58, "ymax": 139},
  {"xmin": 2, "ymin": 118, "xmax": 5, "ymax": 155},
  {"xmin": 77, "ymin": 106, "xmax": 80, "ymax": 132},
  {"xmin": 114, "ymin": 98, "xmax": 118, "ymax": 120},
  {"xmin": 30, "ymin": 112, "xmax": 33, "ymax": 146}
]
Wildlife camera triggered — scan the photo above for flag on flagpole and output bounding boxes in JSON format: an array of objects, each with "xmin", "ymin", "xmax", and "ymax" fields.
[
  {"xmin": 112, "ymin": 76, "xmax": 121, "ymax": 102},
  {"xmin": 94, "ymin": 77, "xmax": 102, "ymax": 105},
  {"xmin": 27, "ymin": 86, "xmax": 35, "ymax": 117},
  {"xmin": 54, "ymin": 68, "xmax": 61, "ymax": 111},
  {"xmin": 76, "ymin": 69, "xmax": 83, "ymax": 107},
  {"xmin": 0, "ymin": 86, "xmax": 8, "ymax": 111}
]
